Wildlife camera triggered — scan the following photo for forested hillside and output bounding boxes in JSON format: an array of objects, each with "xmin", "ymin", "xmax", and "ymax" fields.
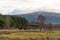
[{"xmin": 0, "ymin": 14, "xmax": 28, "ymax": 29}]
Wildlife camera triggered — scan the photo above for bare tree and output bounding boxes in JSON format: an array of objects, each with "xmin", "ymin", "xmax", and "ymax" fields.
[
  {"xmin": 37, "ymin": 14, "xmax": 45, "ymax": 32},
  {"xmin": 5, "ymin": 14, "xmax": 10, "ymax": 29}
]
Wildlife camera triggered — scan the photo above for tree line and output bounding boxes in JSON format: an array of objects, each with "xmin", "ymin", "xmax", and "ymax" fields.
[
  {"xmin": 0, "ymin": 14, "xmax": 60, "ymax": 31},
  {"xmin": 0, "ymin": 14, "xmax": 28, "ymax": 29},
  {"xmin": 35, "ymin": 14, "xmax": 60, "ymax": 31}
]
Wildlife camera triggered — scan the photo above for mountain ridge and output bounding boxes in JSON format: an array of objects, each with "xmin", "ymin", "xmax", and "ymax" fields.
[
  {"xmin": 19, "ymin": 11, "xmax": 60, "ymax": 23},
  {"xmin": 11, "ymin": 9, "xmax": 60, "ymax": 23}
]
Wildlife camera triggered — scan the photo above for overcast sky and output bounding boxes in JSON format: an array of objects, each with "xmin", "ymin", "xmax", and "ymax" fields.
[{"xmin": 0, "ymin": 0, "xmax": 60, "ymax": 15}]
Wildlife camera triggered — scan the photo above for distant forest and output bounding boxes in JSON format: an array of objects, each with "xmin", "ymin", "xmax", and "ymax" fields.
[
  {"xmin": 0, "ymin": 14, "xmax": 28, "ymax": 29},
  {"xmin": 0, "ymin": 14, "xmax": 60, "ymax": 31}
]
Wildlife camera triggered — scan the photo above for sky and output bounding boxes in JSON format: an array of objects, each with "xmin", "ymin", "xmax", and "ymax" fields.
[{"xmin": 0, "ymin": 0, "xmax": 60, "ymax": 15}]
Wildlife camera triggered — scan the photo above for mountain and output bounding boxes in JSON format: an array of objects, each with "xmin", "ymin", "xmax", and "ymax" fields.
[
  {"xmin": 19, "ymin": 11, "xmax": 60, "ymax": 23},
  {"xmin": 11, "ymin": 9, "xmax": 60, "ymax": 23}
]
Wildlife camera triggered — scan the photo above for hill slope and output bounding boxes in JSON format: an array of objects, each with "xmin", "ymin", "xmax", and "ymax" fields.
[{"xmin": 19, "ymin": 11, "xmax": 60, "ymax": 23}]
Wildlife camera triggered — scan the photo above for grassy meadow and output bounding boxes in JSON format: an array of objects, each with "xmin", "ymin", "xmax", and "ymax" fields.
[{"xmin": 0, "ymin": 30, "xmax": 59, "ymax": 40}]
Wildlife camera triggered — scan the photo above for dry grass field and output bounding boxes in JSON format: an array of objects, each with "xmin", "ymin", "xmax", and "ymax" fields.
[{"xmin": 0, "ymin": 30, "xmax": 60, "ymax": 40}]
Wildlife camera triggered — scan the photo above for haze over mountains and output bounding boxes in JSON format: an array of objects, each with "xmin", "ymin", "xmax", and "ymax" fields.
[
  {"xmin": 11, "ymin": 9, "xmax": 60, "ymax": 23},
  {"xmin": 11, "ymin": 9, "xmax": 27, "ymax": 15}
]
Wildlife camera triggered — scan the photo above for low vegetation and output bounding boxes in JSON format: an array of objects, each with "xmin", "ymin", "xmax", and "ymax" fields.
[{"xmin": 0, "ymin": 30, "xmax": 59, "ymax": 40}]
